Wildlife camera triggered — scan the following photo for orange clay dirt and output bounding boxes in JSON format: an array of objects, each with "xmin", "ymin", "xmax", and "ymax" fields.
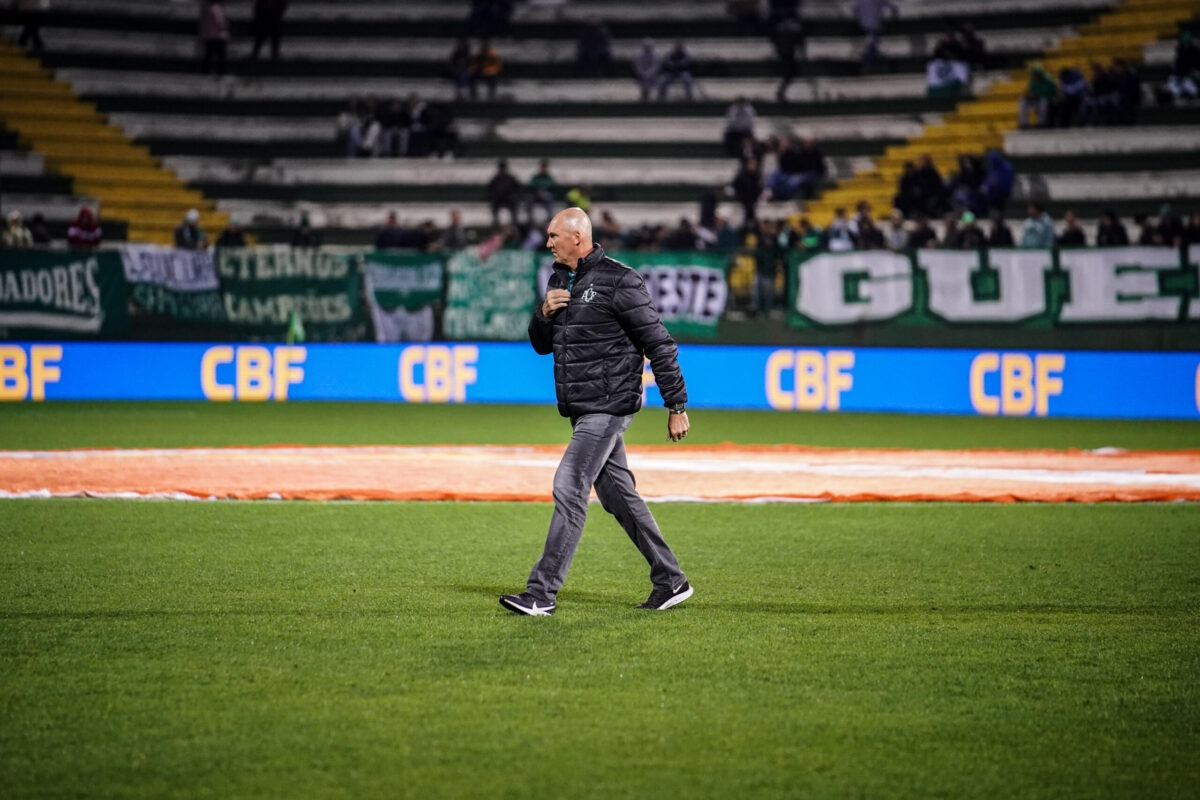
[{"xmin": 1, "ymin": 444, "xmax": 1199, "ymax": 502}]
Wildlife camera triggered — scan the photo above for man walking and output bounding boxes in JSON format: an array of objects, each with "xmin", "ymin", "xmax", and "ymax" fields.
[{"xmin": 499, "ymin": 208, "xmax": 693, "ymax": 617}]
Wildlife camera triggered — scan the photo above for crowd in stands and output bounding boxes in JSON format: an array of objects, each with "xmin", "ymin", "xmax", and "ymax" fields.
[
  {"xmin": 336, "ymin": 95, "xmax": 460, "ymax": 159},
  {"xmin": 1019, "ymin": 60, "xmax": 1143, "ymax": 128}
]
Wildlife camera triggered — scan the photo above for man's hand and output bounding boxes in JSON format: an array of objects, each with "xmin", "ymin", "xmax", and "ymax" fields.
[
  {"xmin": 542, "ymin": 289, "xmax": 571, "ymax": 317},
  {"xmin": 667, "ymin": 411, "xmax": 689, "ymax": 443}
]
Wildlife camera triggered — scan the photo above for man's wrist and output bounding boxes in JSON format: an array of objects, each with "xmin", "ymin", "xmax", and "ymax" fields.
[{"xmin": 668, "ymin": 403, "xmax": 687, "ymax": 415}]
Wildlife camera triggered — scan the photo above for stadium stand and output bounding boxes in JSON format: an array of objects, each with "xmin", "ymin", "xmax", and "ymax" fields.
[{"xmin": 1, "ymin": 0, "xmax": 1198, "ymax": 247}]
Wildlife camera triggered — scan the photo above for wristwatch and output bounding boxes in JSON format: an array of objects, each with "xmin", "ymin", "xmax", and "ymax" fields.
[{"xmin": 668, "ymin": 403, "xmax": 687, "ymax": 415}]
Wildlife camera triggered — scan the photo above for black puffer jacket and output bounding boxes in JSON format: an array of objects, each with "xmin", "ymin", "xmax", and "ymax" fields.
[{"xmin": 529, "ymin": 245, "xmax": 687, "ymax": 418}]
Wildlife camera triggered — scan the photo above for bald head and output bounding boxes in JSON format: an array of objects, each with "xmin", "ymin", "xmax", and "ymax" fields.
[{"xmin": 546, "ymin": 207, "xmax": 594, "ymax": 267}]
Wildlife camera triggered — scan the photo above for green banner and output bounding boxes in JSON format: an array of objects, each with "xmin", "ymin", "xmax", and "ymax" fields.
[
  {"xmin": 120, "ymin": 244, "xmax": 228, "ymax": 325},
  {"xmin": 616, "ymin": 251, "xmax": 729, "ymax": 338},
  {"xmin": 443, "ymin": 249, "xmax": 538, "ymax": 340},
  {"xmin": 364, "ymin": 251, "xmax": 444, "ymax": 310},
  {"xmin": 0, "ymin": 249, "xmax": 129, "ymax": 336},
  {"xmin": 215, "ymin": 246, "xmax": 364, "ymax": 340},
  {"xmin": 788, "ymin": 247, "xmax": 1200, "ymax": 329}
]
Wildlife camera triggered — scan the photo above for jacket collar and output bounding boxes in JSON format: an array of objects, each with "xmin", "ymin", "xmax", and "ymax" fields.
[{"xmin": 556, "ymin": 244, "xmax": 605, "ymax": 276}]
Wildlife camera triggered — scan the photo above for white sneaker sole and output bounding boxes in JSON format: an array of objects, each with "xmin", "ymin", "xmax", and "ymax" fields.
[{"xmin": 653, "ymin": 584, "xmax": 694, "ymax": 611}]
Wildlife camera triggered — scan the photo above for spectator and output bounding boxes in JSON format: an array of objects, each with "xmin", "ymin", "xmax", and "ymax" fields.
[
  {"xmin": 68, "ymin": 206, "xmax": 103, "ymax": 249},
  {"xmin": 576, "ymin": 17, "xmax": 613, "ymax": 77},
  {"xmin": 662, "ymin": 217, "xmax": 699, "ymax": 251},
  {"xmin": 1051, "ymin": 66, "xmax": 1088, "ymax": 128},
  {"xmin": 884, "ymin": 208, "xmax": 908, "ymax": 250},
  {"xmin": 1111, "ymin": 59, "xmax": 1142, "ymax": 125},
  {"xmin": 347, "ymin": 101, "xmax": 382, "ymax": 158},
  {"xmin": 1134, "ymin": 214, "xmax": 1156, "ymax": 245},
  {"xmin": 375, "ymin": 211, "xmax": 410, "ymax": 249},
  {"xmin": 1156, "ymin": 204, "xmax": 1185, "ymax": 246},
  {"xmin": 729, "ymin": 158, "xmax": 763, "ymax": 226},
  {"xmin": 447, "ymin": 38, "xmax": 473, "ymax": 101},
  {"xmin": 1184, "ymin": 211, "xmax": 1200, "ymax": 246},
  {"xmin": 216, "ymin": 214, "xmax": 247, "ymax": 247},
  {"xmin": 770, "ymin": 12, "xmax": 805, "ymax": 102},
  {"xmin": 698, "ymin": 185, "xmax": 720, "ymax": 231},
  {"xmin": 940, "ymin": 212, "xmax": 960, "ymax": 249},
  {"xmin": 956, "ymin": 211, "xmax": 987, "ymax": 249},
  {"xmin": 905, "ymin": 214, "xmax": 938, "ymax": 249},
  {"xmin": 524, "ymin": 159, "xmax": 559, "ymax": 226},
  {"xmin": 733, "ymin": 134, "xmax": 766, "ymax": 167},
  {"xmin": 851, "ymin": 0, "xmax": 898, "ymax": 73},
  {"xmin": 752, "ymin": 218, "xmax": 783, "ymax": 314},
  {"xmin": 174, "ymin": 209, "xmax": 206, "ymax": 250},
  {"xmin": 1019, "ymin": 65, "xmax": 1057, "ymax": 128},
  {"xmin": 291, "ymin": 214, "xmax": 321, "ymax": 248},
  {"xmin": 469, "ymin": 39, "xmax": 503, "ymax": 101},
  {"xmin": 485, "ymin": 159, "xmax": 521, "ymax": 226},
  {"xmin": 765, "ymin": 136, "xmax": 826, "ymax": 201},
  {"xmin": 959, "ymin": 23, "xmax": 986, "ymax": 69},
  {"xmin": 794, "ymin": 216, "xmax": 823, "ymax": 251},
  {"xmin": 198, "ymin": 0, "xmax": 230, "ymax": 77},
  {"xmin": 657, "ymin": 40, "xmax": 696, "ymax": 101},
  {"xmin": 564, "ymin": 185, "xmax": 593, "ymax": 213},
  {"xmin": 1057, "ymin": 211, "xmax": 1087, "ymax": 248},
  {"xmin": 850, "ymin": 201, "xmax": 885, "ymax": 249},
  {"xmin": 250, "ymin": 0, "xmax": 288, "ymax": 62},
  {"xmin": 723, "ymin": 97, "xmax": 757, "ymax": 157},
  {"xmin": 27, "ymin": 213, "xmax": 52, "ymax": 245},
  {"xmin": 1081, "ymin": 62, "xmax": 1119, "ymax": 126},
  {"xmin": 2, "ymin": 211, "xmax": 34, "ymax": 249},
  {"xmin": 987, "ymin": 210, "xmax": 1015, "ymax": 247},
  {"xmin": 443, "ymin": 209, "xmax": 468, "ymax": 250},
  {"xmin": 913, "ymin": 154, "xmax": 949, "ymax": 217},
  {"xmin": 947, "ymin": 153, "xmax": 987, "ymax": 216},
  {"xmin": 823, "ymin": 206, "xmax": 856, "ymax": 251},
  {"xmin": 632, "ymin": 39, "xmax": 661, "ymax": 102},
  {"xmin": 16, "ymin": 0, "xmax": 48, "ymax": 53},
  {"xmin": 932, "ymin": 28, "xmax": 965, "ymax": 62},
  {"xmin": 377, "ymin": 98, "xmax": 410, "ymax": 157},
  {"xmin": 981, "ymin": 148, "xmax": 1015, "ymax": 213},
  {"xmin": 1020, "ymin": 203, "xmax": 1055, "ymax": 249},
  {"xmin": 595, "ymin": 210, "xmax": 625, "ymax": 250},
  {"xmin": 1095, "ymin": 209, "xmax": 1129, "ymax": 247},
  {"xmin": 1162, "ymin": 32, "xmax": 1200, "ymax": 105},
  {"xmin": 893, "ymin": 161, "xmax": 920, "ymax": 218}
]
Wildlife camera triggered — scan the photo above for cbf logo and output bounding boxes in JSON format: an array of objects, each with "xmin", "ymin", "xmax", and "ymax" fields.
[{"xmin": 581, "ymin": 287, "xmax": 596, "ymax": 303}]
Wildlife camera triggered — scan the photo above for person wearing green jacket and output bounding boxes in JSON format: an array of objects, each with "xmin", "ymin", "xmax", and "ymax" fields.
[{"xmin": 1019, "ymin": 64, "xmax": 1058, "ymax": 128}]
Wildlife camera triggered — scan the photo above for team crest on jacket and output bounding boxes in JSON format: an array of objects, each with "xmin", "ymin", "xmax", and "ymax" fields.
[{"xmin": 581, "ymin": 287, "xmax": 596, "ymax": 303}]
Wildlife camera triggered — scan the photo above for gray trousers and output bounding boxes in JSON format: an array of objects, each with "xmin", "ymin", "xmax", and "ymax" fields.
[{"xmin": 527, "ymin": 413, "xmax": 687, "ymax": 601}]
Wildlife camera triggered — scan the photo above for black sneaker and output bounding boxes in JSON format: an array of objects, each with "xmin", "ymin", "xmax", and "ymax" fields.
[
  {"xmin": 499, "ymin": 592, "xmax": 556, "ymax": 616},
  {"xmin": 637, "ymin": 580, "xmax": 693, "ymax": 611}
]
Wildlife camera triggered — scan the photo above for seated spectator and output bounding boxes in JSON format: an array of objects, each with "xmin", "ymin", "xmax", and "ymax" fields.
[
  {"xmin": 447, "ymin": 38, "xmax": 473, "ymax": 101},
  {"xmin": 729, "ymin": 158, "xmax": 763, "ymax": 226},
  {"xmin": 955, "ymin": 211, "xmax": 986, "ymax": 249},
  {"xmin": 987, "ymin": 211, "xmax": 1014, "ymax": 247},
  {"xmin": 564, "ymin": 185, "xmax": 593, "ymax": 213},
  {"xmin": 932, "ymin": 28, "xmax": 965, "ymax": 62},
  {"xmin": 1134, "ymin": 213, "xmax": 1156, "ymax": 245},
  {"xmin": 913, "ymin": 154, "xmax": 949, "ymax": 217},
  {"xmin": 216, "ymin": 214, "xmax": 247, "ymax": 247},
  {"xmin": 27, "ymin": 212, "xmax": 51, "ymax": 245},
  {"xmin": 595, "ymin": 209, "xmax": 626, "ymax": 250},
  {"xmin": 981, "ymin": 148, "xmax": 1014, "ymax": 213},
  {"xmin": 850, "ymin": 201, "xmax": 885, "ymax": 250},
  {"xmin": 1095, "ymin": 209, "xmax": 1129, "ymax": 246},
  {"xmin": 377, "ymin": 98, "xmax": 410, "ymax": 157},
  {"xmin": 174, "ymin": 209, "xmax": 206, "ymax": 251},
  {"xmin": 959, "ymin": 23, "xmax": 986, "ymax": 69},
  {"xmin": 698, "ymin": 185, "xmax": 721, "ymax": 231},
  {"xmin": 1057, "ymin": 210, "xmax": 1087, "ymax": 247},
  {"xmin": 633, "ymin": 39, "xmax": 661, "ymax": 102},
  {"xmin": 893, "ymin": 161, "xmax": 920, "ymax": 218},
  {"xmin": 1051, "ymin": 66, "xmax": 1089, "ymax": 128},
  {"xmin": 2, "ymin": 210, "xmax": 33, "ymax": 249},
  {"xmin": 343, "ymin": 99, "xmax": 381, "ymax": 158},
  {"xmin": 657, "ymin": 40, "xmax": 696, "ymax": 101},
  {"xmin": 765, "ymin": 136, "xmax": 826, "ymax": 201},
  {"xmin": 469, "ymin": 39, "xmax": 502, "ymax": 101},
  {"xmin": 947, "ymin": 153, "xmax": 987, "ymax": 216},
  {"xmin": 1111, "ymin": 59, "xmax": 1142, "ymax": 125},
  {"xmin": 1020, "ymin": 203, "xmax": 1055, "ymax": 249},
  {"xmin": 442, "ymin": 209, "xmax": 468, "ymax": 250},
  {"xmin": 1156, "ymin": 204, "xmax": 1185, "ymax": 246},
  {"xmin": 524, "ymin": 159, "xmax": 559, "ymax": 226},
  {"xmin": 662, "ymin": 218, "xmax": 699, "ymax": 251},
  {"xmin": 1161, "ymin": 31, "xmax": 1200, "ymax": 105},
  {"xmin": 884, "ymin": 208, "xmax": 907, "ymax": 250},
  {"xmin": 68, "ymin": 206, "xmax": 103, "ymax": 249},
  {"xmin": 376, "ymin": 211, "xmax": 412, "ymax": 249},
  {"xmin": 723, "ymin": 97, "xmax": 757, "ymax": 157},
  {"xmin": 1019, "ymin": 65, "xmax": 1057, "ymax": 128},
  {"xmin": 291, "ymin": 214, "xmax": 321, "ymax": 248},
  {"xmin": 485, "ymin": 159, "xmax": 521, "ymax": 226},
  {"xmin": 823, "ymin": 206, "xmax": 856, "ymax": 251},
  {"xmin": 576, "ymin": 17, "xmax": 613, "ymax": 77},
  {"xmin": 905, "ymin": 214, "xmax": 938, "ymax": 249},
  {"xmin": 1081, "ymin": 61, "xmax": 1119, "ymax": 126}
]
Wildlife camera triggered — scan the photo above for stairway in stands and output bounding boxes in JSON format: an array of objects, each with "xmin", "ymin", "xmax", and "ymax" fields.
[
  {"xmin": 803, "ymin": 0, "xmax": 1200, "ymax": 226},
  {"xmin": 0, "ymin": 39, "xmax": 225, "ymax": 244}
]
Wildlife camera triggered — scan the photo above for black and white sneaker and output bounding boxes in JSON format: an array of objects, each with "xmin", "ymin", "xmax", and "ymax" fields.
[
  {"xmin": 499, "ymin": 592, "xmax": 556, "ymax": 616},
  {"xmin": 637, "ymin": 580, "xmax": 693, "ymax": 611}
]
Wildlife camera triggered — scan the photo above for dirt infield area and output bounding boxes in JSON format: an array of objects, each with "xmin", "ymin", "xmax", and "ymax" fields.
[{"xmin": 2, "ymin": 444, "xmax": 1199, "ymax": 502}]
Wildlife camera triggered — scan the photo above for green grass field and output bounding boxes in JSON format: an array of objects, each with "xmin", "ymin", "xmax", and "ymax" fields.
[{"xmin": 2, "ymin": 403, "xmax": 1199, "ymax": 799}]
